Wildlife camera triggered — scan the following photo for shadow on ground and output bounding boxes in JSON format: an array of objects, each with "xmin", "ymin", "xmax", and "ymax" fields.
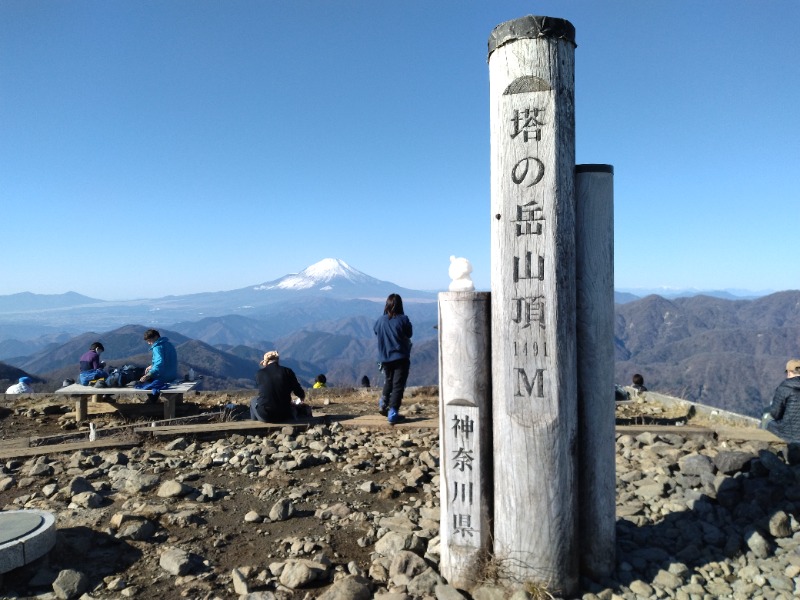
[
  {"xmin": 588, "ymin": 446, "xmax": 800, "ymax": 597},
  {"xmin": 1, "ymin": 526, "xmax": 143, "ymax": 595}
]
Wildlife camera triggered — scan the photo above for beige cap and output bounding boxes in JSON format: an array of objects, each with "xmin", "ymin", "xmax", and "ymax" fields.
[
  {"xmin": 261, "ymin": 351, "xmax": 280, "ymax": 366},
  {"xmin": 787, "ymin": 359, "xmax": 800, "ymax": 374}
]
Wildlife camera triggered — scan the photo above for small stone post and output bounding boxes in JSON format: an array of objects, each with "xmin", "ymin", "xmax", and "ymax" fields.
[
  {"xmin": 575, "ymin": 164, "xmax": 616, "ymax": 578},
  {"xmin": 488, "ymin": 15, "xmax": 578, "ymax": 594},
  {"xmin": 438, "ymin": 290, "xmax": 492, "ymax": 589}
]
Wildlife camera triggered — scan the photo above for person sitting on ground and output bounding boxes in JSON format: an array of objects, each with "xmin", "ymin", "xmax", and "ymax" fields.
[
  {"xmin": 313, "ymin": 374, "xmax": 327, "ymax": 389},
  {"xmin": 250, "ymin": 351, "xmax": 307, "ymax": 422},
  {"xmin": 140, "ymin": 329, "xmax": 178, "ymax": 383},
  {"xmin": 79, "ymin": 342, "xmax": 108, "ymax": 385},
  {"xmin": 631, "ymin": 373, "xmax": 647, "ymax": 393},
  {"xmin": 762, "ymin": 359, "xmax": 800, "ymax": 443},
  {"xmin": 6, "ymin": 376, "xmax": 33, "ymax": 394}
]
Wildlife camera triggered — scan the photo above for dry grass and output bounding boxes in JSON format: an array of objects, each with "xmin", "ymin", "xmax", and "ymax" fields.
[{"xmin": 470, "ymin": 544, "xmax": 557, "ymax": 599}]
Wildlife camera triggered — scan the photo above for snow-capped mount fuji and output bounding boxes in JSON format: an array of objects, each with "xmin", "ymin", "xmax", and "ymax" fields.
[
  {"xmin": 0, "ymin": 258, "xmax": 438, "ymax": 334},
  {"xmin": 249, "ymin": 258, "xmax": 435, "ymax": 301},
  {"xmin": 255, "ymin": 258, "xmax": 383, "ymax": 292}
]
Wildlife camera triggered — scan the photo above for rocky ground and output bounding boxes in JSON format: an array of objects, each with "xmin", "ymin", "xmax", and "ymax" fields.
[{"xmin": 1, "ymin": 389, "xmax": 799, "ymax": 599}]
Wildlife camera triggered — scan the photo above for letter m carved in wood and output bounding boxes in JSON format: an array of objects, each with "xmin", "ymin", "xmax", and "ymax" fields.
[{"xmin": 514, "ymin": 367, "xmax": 545, "ymax": 398}]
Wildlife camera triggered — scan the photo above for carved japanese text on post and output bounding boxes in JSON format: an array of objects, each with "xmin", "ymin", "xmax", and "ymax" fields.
[
  {"xmin": 445, "ymin": 405, "xmax": 481, "ymax": 549},
  {"xmin": 499, "ymin": 80, "xmax": 557, "ymax": 425}
]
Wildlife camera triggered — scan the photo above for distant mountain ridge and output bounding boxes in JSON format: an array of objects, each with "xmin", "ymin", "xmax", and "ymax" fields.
[
  {"xmin": 0, "ymin": 258, "xmax": 436, "ymax": 332},
  {"xmin": 0, "ymin": 258, "xmax": 441, "ymax": 392},
  {"xmin": 614, "ymin": 290, "xmax": 800, "ymax": 417},
  {"xmin": 616, "ymin": 287, "xmax": 773, "ymax": 301},
  {"xmin": 0, "ymin": 291, "xmax": 102, "ymax": 313},
  {"xmin": 1, "ymin": 260, "xmax": 797, "ymax": 418}
]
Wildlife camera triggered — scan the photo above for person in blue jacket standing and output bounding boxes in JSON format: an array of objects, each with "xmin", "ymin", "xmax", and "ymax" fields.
[
  {"xmin": 374, "ymin": 293, "xmax": 413, "ymax": 424},
  {"xmin": 140, "ymin": 329, "xmax": 178, "ymax": 383}
]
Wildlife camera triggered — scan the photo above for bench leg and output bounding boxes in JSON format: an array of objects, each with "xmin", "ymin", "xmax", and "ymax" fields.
[
  {"xmin": 163, "ymin": 394, "xmax": 181, "ymax": 419},
  {"xmin": 76, "ymin": 397, "xmax": 88, "ymax": 422}
]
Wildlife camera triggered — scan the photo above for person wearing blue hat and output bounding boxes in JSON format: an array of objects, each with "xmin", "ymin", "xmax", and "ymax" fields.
[{"xmin": 5, "ymin": 376, "xmax": 33, "ymax": 394}]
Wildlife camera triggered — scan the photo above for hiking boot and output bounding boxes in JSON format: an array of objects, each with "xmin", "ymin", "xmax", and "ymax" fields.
[
  {"xmin": 387, "ymin": 408, "xmax": 405, "ymax": 424},
  {"xmin": 378, "ymin": 397, "xmax": 388, "ymax": 416}
]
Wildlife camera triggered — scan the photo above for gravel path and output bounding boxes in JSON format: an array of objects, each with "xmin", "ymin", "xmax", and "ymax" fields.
[{"xmin": 1, "ymin": 390, "xmax": 799, "ymax": 599}]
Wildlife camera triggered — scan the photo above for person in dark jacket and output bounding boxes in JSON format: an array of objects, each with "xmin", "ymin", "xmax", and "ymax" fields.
[
  {"xmin": 250, "ymin": 351, "xmax": 306, "ymax": 422},
  {"xmin": 374, "ymin": 293, "xmax": 413, "ymax": 424},
  {"xmin": 631, "ymin": 373, "xmax": 647, "ymax": 393},
  {"xmin": 79, "ymin": 342, "xmax": 108, "ymax": 385},
  {"xmin": 764, "ymin": 359, "xmax": 800, "ymax": 443}
]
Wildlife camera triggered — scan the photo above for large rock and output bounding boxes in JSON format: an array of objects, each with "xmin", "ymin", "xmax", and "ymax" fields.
[
  {"xmin": 389, "ymin": 550, "xmax": 428, "ymax": 580},
  {"xmin": 678, "ymin": 453, "xmax": 715, "ymax": 476},
  {"xmin": 375, "ymin": 531, "xmax": 425, "ymax": 558},
  {"xmin": 70, "ymin": 491, "xmax": 103, "ymax": 508},
  {"xmin": 317, "ymin": 575, "xmax": 372, "ymax": 600},
  {"xmin": 113, "ymin": 470, "xmax": 160, "ymax": 494},
  {"xmin": 279, "ymin": 559, "xmax": 328, "ymax": 589},
  {"xmin": 269, "ymin": 498, "xmax": 295, "ymax": 521},
  {"xmin": 157, "ymin": 479, "xmax": 192, "ymax": 498},
  {"xmin": 159, "ymin": 547, "xmax": 192, "ymax": 576},
  {"xmin": 66, "ymin": 476, "xmax": 94, "ymax": 495},
  {"xmin": 52, "ymin": 569, "xmax": 88, "ymax": 600},
  {"xmin": 713, "ymin": 450, "xmax": 753, "ymax": 474}
]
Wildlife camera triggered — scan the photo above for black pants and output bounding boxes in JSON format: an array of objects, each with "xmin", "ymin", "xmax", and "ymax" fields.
[{"xmin": 382, "ymin": 358, "xmax": 410, "ymax": 412}]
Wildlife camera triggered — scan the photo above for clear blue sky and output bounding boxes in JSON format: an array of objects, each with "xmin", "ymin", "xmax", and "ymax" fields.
[{"xmin": 2, "ymin": 1, "xmax": 798, "ymax": 300}]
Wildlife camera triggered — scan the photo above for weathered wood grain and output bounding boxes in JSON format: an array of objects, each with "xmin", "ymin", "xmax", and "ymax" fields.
[
  {"xmin": 575, "ymin": 165, "xmax": 616, "ymax": 578},
  {"xmin": 488, "ymin": 15, "xmax": 578, "ymax": 594},
  {"xmin": 0, "ymin": 439, "xmax": 140, "ymax": 460},
  {"xmin": 438, "ymin": 291, "xmax": 492, "ymax": 589}
]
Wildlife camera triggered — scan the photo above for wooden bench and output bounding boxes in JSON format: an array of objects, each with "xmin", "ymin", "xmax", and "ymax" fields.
[{"xmin": 55, "ymin": 381, "xmax": 198, "ymax": 422}]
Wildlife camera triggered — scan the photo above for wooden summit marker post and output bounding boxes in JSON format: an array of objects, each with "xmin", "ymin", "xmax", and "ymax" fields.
[
  {"xmin": 488, "ymin": 15, "xmax": 578, "ymax": 594},
  {"xmin": 438, "ymin": 290, "xmax": 492, "ymax": 589},
  {"xmin": 575, "ymin": 165, "xmax": 616, "ymax": 578}
]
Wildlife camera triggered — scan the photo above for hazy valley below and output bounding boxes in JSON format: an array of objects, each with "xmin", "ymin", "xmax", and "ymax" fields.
[{"xmin": 0, "ymin": 260, "xmax": 797, "ymax": 418}]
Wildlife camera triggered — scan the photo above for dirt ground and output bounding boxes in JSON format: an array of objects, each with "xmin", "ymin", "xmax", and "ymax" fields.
[
  {"xmin": 0, "ymin": 387, "xmax": 441, "ymax": 599},
  {"xmin": 0, "ymin": 387, "xmax": 718, "ymax": 599},
  {"xmin": 1, "ymin": 385, "xmax": 439, "ymax": 436}
]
